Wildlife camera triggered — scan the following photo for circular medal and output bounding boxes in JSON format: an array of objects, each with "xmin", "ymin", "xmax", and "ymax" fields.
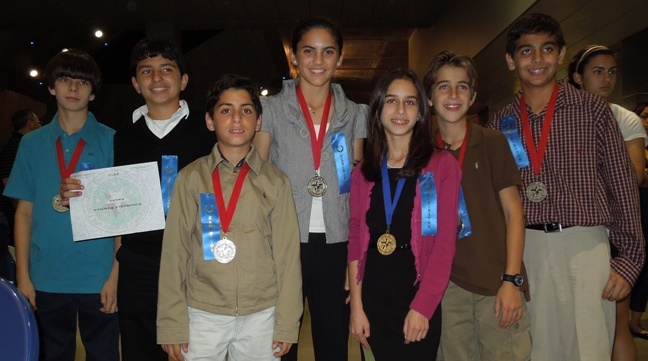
[
  {"xmin": 307, "ymin": 175, "xmax": 327, "ymax": 197},
  {"xmin": 214, "ymin": 238, "xmax": 236, "ymax": 264},
  {"xmin": 377, "ymin": 233, "xmax": 396, "ymax": 256},
  {"xmin": 526, "ymin": 181, "xmax": 548, "ymax": 203},
  {"xmin": 52, "ymin": 194, "xmax": 69, "ymax": 212}
]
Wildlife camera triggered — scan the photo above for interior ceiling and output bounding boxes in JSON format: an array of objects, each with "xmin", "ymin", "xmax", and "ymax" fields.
[{"xmin": 1, "ymin": 0, "xmax": 648, "ymax": 110}]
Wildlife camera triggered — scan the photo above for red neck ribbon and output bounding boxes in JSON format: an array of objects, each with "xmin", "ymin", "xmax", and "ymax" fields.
[
  {"xmin": 211, "ymin": 163, "xmax": 250, "ymax": 235},
  {"xmin": 296, "ymin": 85, "xmax": 333, "ymax": 171},
  {"xmin": 437, "ymin": 122, "xmax": 469, "ymax": 168},
  {"xmin": 519, "ymin": 83, "xmax": 560, "ymax": 175},
  {"xmin": 56, "ymin": 137, "xmax": 86, "ymax": 179}
]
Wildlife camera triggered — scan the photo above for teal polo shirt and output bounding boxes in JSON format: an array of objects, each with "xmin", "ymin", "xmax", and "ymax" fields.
[{"xmin": 3, "ymin": 112, "xmax": 115, "ymax": 293}]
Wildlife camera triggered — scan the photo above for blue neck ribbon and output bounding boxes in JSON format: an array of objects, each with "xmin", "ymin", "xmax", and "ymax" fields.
[
  {"xmin": 500, "ymin": 114, "xmax": 530, "ymax": 169},
  {"xmin": 161, "ymin": 155, "xmax": 179, "ymax": 215},
  {"xmin": 331, "ymin": 133, "xmax": 351, "ymax": 194},
  {"xmin": 200, "ymin": 193, "xmax": 220, "ymax": 261},
  {"xmin": 418, "ymin": 172, "xmax": 438, "ymax": 236},
  {"xmin": 381, "ymin": 157, "xmax": 407, "ymax": 230}
]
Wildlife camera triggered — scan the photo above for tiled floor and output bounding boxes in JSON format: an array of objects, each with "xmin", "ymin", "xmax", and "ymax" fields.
[{"xmin": 75, "ymin": 304, "xmax": 648, "ymax": 360}]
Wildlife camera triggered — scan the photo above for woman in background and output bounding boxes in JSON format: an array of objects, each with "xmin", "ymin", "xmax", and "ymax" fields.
[
  {"xmin": 569, "ymin": 45, "xmax": 648, "ymax": 361},
  {"xmin": 631, "ymin": 101, "xmax": 648, "ymax": 341}
]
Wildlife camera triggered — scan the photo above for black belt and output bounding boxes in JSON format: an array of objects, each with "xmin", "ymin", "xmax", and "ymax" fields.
[
  {"xmin": 526, "ymin": 223, "xmax": 573, "ymax": 233},
  {"xmin": 369, "ymin": 243, "xmax": 411, "ymax": 250}
]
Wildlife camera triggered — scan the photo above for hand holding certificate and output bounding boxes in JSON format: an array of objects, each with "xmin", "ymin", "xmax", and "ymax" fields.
[{"xmin": 69, "ymin": 162, "xmax": 166, "ymax": 241}]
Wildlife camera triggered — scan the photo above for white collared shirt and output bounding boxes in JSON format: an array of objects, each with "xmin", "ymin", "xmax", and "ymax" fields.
[{"xmin": 132, "ymin": 100, "xmax": 190, "ymax": 139}]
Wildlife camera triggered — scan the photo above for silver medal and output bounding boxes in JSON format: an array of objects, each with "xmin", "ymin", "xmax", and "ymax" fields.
[
  {"xmin": 526, "ymin": 181, "xmax": 547, "ymax": 203},
  {"xmin": 52, "ymin": 194, "xmax": 69, "ymax": 212},
  {"xmin": 214, "ymin": 238, "xmax": 236, "ymax": 263},
  {"xmin": 307, "ymin": 175, "xmax": 327, "ymax": 197}
]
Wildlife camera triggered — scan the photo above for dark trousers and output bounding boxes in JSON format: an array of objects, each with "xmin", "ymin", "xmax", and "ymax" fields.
[
  {"xmin": 35, "ymin": 291, "xmax": 119, "ymax": 361},
  {"xmin": 282, "ymin": 233, "xmax": 350, "ymax": 361},
  {"xmin": 117, "ymin": 261, "xmax": 169, "ymax": 361}
]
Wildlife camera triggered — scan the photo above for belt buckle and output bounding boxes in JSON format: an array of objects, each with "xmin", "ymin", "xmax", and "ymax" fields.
[{"xmin": 544, "ymin": 223, "xmax": 562, "ymax": 233}]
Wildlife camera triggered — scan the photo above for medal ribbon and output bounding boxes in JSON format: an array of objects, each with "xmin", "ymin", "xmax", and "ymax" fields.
[
  {"xmin": 520, "ymin": 83, "xmax": 560, "ymax": 175},
  {"xmin": 200, "ymin": 193, "xmax": 220, "ymax": 261},
  {"xmin": 500, "ymin": 114, "xmax": 530, "ymax": 169},
  {"xmin": 211, "ymin": 163, "xmax": 250, "ymax": 235},
  {"xmin": 331, "ymin": 133, "xmax": 351, "ymax": 194},
  {"xmin": 56, "ymin": 137, "xmax": 86, "ymax": 179},
  {"xmin": 296, "ymin": 85, "xmax": 333, "ymax": 173},
  {"xmin": 161, "ymin": 155, "xmax": 179, "ymax": 215},
  {"xmin": 418, "ymin": 172, "xmax": 438, "ymax": 236},
  {"xmin": 381, "ymin": 157, "xmax": 407, "ymax": 231},
  {"xmin": 436, "ymin": 124, "xmax": 472, "ymax": 238}
]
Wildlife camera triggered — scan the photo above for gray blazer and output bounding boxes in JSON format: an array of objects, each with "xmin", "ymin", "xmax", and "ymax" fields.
[{"xmin": 260, "ymin": 79, "xmax": 368, "ymax": 244}]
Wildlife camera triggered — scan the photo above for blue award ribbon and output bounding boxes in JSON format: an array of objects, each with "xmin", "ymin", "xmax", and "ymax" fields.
[
  {"xmin": 381, "ymin": 158, "xmax": 407, "ymax": 229},
  {"xmin": 200, "ymin": 193, "xmax": 220, "ymax": 261},
  {"xmin": 161, "ymin": 155, "xmax": 179, "ymax": 215},
  {"xmin": 331, "ymin": 133, "xmax": 351, "ymax": 194},
  {"xmin": 418, "ymin": 172, "xmax": 438, "ymax": 236},
  {"xmin": 500, "ymin": 114, "xmax": 529, "ymax": 169},
  {"xmin": 457, "ymin": 187, "xmax": 472, "ymax": 239}
]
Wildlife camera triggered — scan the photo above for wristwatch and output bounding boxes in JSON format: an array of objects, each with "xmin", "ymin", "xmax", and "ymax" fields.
[{"xmin": 501, "ymin": 273, "xmax": 524, "ymax": 287}]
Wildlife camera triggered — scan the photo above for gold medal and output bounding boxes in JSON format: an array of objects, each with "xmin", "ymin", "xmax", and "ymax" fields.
[
  {"xmin": 52, "ymin": 194, "xmax": 69, "ymax": 212},
  {"xmin": 377, "ymin": 232, "xmax": 396, "ymax": 256}
]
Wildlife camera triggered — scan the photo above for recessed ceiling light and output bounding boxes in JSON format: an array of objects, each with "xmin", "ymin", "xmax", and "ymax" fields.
[
  {"xmin": 29, "ymin": 69, "xmax": 38, "ymax": 77},
  {"xmin": 62, "ymin": 48, "xmax": 69, "ymax": 52},
  {"xmin": 29, "ymin": 41, "xmax": 35, "ymax": 45},
  {"xmin": 261, "ymin": 89, "xmax": 269, "ymax": 96},
  {"xmin": 95, "ymin": 30, "xmax": 103, "ymax": 38}
]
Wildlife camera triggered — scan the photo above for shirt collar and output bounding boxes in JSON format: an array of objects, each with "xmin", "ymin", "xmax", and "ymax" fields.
[
  {"xmin": 132, "ymin": 99, "xmax": 189, "ymax": 123},
  {"xmin": 210, "ymin": 144, "xmax": 263, "ymax": 176},
  {"xmin": 45, "ymin": 111, "xmax": 102, "ymax": 144}
]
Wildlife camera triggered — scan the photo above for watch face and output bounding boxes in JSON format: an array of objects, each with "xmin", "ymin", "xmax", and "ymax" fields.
[{"xmin": 513, "ymin": 275, "xmax": 524, "ymax": 287}]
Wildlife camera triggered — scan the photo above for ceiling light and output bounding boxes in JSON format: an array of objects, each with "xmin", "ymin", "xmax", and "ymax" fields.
[
  {"xmin": 61, "ymin": 48, "xmax": 69, "ymax": 52},
  {"xmin": 94, "ymin": 30, "xmax": 103, "ymax": 38},
  {"xmin": 261, "ymin": 89, "xmax": 269, "ymax": 96},
  {"xmin": 29, "ymin": 69, "xmax": 38, "ymax": 77}
]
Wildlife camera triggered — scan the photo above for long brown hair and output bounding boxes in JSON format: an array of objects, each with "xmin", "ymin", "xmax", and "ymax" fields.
[{"xmin": 361, "ymin": 68, "xmax": 435, "ymax": 182}]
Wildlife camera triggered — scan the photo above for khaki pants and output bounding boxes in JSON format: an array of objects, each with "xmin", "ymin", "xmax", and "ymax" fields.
[
  {"xmin": 524, "ymin": 226, "xmax": 615, "ymax": 361},
  {"xmin": 437, "ymin": 281, "xmax": 531, "ymax": 361}
]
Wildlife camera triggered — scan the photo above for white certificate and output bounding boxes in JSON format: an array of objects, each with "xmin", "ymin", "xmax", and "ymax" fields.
[{"xmin": 69, "ymin": 161, "xmax": 166, "ymax": 241}]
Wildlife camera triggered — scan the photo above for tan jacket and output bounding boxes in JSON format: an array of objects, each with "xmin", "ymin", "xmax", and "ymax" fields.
[{"xmin": 157, "ymin": 145, "xmax": 302, "ymax": 344}]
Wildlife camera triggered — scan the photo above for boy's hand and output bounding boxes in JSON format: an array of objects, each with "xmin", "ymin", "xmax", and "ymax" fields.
[
  {"xmin": 17, "ymin": 277, "xmax": 37, "ymax": 310},
  {"xmin": 162, "ymin": 344, "xmax": 188, "ymax": 361},
  {"xmin": 495, "ymin": 282, "xmax": 523, "ymax": 328},
  {"xmin": 603, "ymin": 270, "xmax": 631, "ymax": 301},
  {"xmin": 99, "ymin": 275, "xmax": 118, "ymax": 314},
  {"xmin": 272, "ymin": 341, "xmax": 292, "ymax": 357},
  {"xmin": 59, "ymin": 177, "xmax": 84, "ymax": 207}
]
